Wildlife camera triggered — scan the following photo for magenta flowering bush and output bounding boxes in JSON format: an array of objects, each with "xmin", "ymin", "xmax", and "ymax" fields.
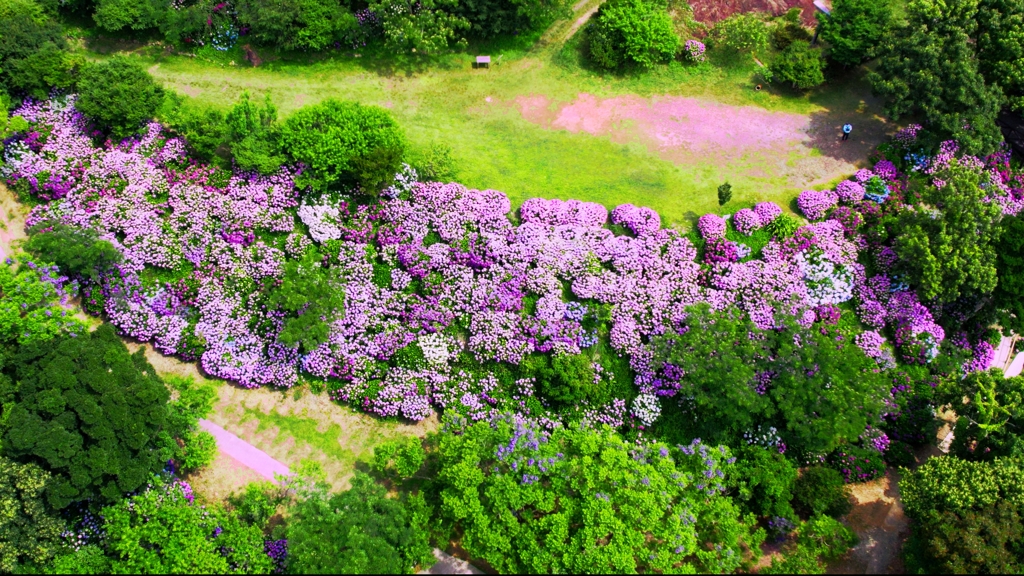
[
  {"xmin": 732, "ymin": 208, "xmax": 762, "ymax": 235},
  {"xmin": 610, "ymin": 203, "xmax": 660, "ymax": 236},
  {"xmin": 835, "ymin": 180, "xmax": 865, "ymax": 204},
  {"xmin": 696, "ymin": 213, "xmax": 726, "ymax": 239},
  {"xmin": 797, "ymin": 190, "xmax": 838, "ymax": 221},
  {"xmin": 753, "ymin": 202, "xmax": 782, "ymax": 224},
  {"xmin": 521, "ymin": 198, "xmax": 607, "ymax": 227}
]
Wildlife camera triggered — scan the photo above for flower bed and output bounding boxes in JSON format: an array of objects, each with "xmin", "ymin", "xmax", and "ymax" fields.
[{"xmin": 5, "ymin": 96, "xmax": 1006, "ymax": 439}]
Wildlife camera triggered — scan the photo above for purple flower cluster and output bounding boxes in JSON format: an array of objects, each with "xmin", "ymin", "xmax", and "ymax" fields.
[
  {"xmin": 835, "ymin": 180, "xmax": 865, "ymax": 203},
  {"xmin": 753, "ymin": 202, "xmax": 782, "ymax": 224},
  {"xmin": 683, "ymin": 39, "xmax": 706, "ymax": 62},
  {"xmin": 797, "ymin": 189, "xmax": 838, "ymax": 221},
  {"xmin": 732, "ymin": 208, "xmax": 762, "ymax": 235},
  {"xmin": 265, "ymin": 539, "xmax": 287, "ymax": 573},
  {"xmin": 521, "ymin": 197, "xmax": 607, "ymax": 227},
  {"xmin": 696, "ymin": 213, "xmax": 726, "ymax": 239},
  {"xmin": 611, "ymin": 203, "xmax": 660, "ymax": 236}
]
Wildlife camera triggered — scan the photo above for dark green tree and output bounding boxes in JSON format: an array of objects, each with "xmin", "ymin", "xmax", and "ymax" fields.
[
  {"xmin": 158, "ymin": 94, "xmax": 229, "ymax": 163},
  {"xmin": 892, "ymin": 160, "xmax": 1003, "ymax": 303},
  {"xmin": 265, "ymin": 251, "xmax": 345, "ymax": 352},
  {"xmin": 5, "ymin": 42, "xmax": 77, "ymax": 100},
  {"xmin": 75, "ymin": 57, "xmax": 164, "ymax": 140},
  {"xmin": 770, "ymin": 39, "xmax": 826, "ymax": 90},
  {"xmin": 817, "ymin": 0, "xmax": 893, "ymax": 66},
  {"xmin": 586, "ymin": 0, "xmax": 679, "ymax": 70},
  {"xmin": 870, "ymin": 0, "xmax": 1004, "ymax": 155},
  {"xmin": 25, "ymin": 223, "xmax": 121, "ymax": 283},
  {"xmin": 369, "ymin": 0, "xmax": 469, "ymax": 54},
  {"xmin": 717, "ymin": 181, "xmax": 732, "ymax": 205},
  {"xmin": 92, "ymin": 0, "xmax": 166, "ymax": 32},
  {"xmin": 913, "ymin": 501, "xmax": 1024, "ymax": 573},
  {"xmin": 942, "ymin": 371, "xmax": 1024, "ymax": 460},
  {"xmin": 0, "ymin": 258, "xmax": 87, "ymax": 346},
  {"xmin": 0, "ymin": 324, "xmax": 173, "ymax": 509},
  {"xmin": 793, "ymin": 467, "xmax": 852, "ymax": 518},
  {"xmin": 993, "ymin": 214, "xmax": 1024, "ymax": 335},
  {"xmin": 728, "ymin": 445, "xmax": 798, "ymax": 519},
  {"xmin": 522, "ymin": 352, "xmax": 598, "ymax": 408},
  {"xmin": 709, "ymin": 12, "xmax": 770, "ymax": 54},
  {"xmin": 281, "ymin": 99, "xmax": 406, "ymax": 192},
  {"xmin": 225, "ymin": 91, "xmax": 285, "ymax": 174},
  {"xmin": 977, "ymin": 0, "xmax": 1024, "ymax": 110},
  {"xmin": 0, "ymin": 457, "xmax": 65, "ymax": 572},
  {"xmin": 0, "ymin": 3, "xmax": 67, "ymax": 93},
  {"xmin": 454, "ymin": 0, "xmax": 569, "ymax": 39},
  {"xmin": 287, "ymin": 473, "xmax": 433, "ymax": 574},
  {"xmin": 234, "ymin": 0, "xmax": 356, "ymax": 51}
]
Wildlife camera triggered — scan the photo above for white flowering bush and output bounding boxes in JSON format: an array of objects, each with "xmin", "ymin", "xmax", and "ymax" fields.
[
  {"xmin": 418, "ymin": 332, "xmax": 452, "ymax": 365},
  {"xmin": 631, "ymin": 393, "xmax": 661, "ymax": 426},
  {"xmin": 297, "ymin": 200, "xmax": 343, "ymax": 242},
  {"xmin": 794, "ymin": 251, "xmax": 855, "ymax": 306}
]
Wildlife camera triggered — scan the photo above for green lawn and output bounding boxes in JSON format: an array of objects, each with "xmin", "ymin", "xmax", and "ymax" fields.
[{"xmin": 73, "ymin": 16, "xmax": 885, "ymax": 225}]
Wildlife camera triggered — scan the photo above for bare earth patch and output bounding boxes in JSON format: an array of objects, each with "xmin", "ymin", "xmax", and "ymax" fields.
[
  {"xmin": 187, "ymin": 450, "xmax": 267, "ymax": 503},
  {"xmin": 515, "ymin": 92, "xmax": 889, "ymax": 190},
  {"xmin": 829, "ymin": 470, "xmax": 909, "ymax": 574}
]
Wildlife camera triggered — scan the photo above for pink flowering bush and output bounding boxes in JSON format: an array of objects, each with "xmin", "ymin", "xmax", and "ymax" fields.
[
  {"xmin": 835, "ymin": 180, "xmax": 865, "ymax": 204},
  {"xmin": 797, "ymin": 190, "xmax": 838, "ymax": 221},
  {"xmin": 732, "ymin": 208, "xmax": 762, "ymax": 235},
  {"xmin": 611, "ymin": 203, "xmax": 660, "ymax": 236},
  {"xmin": 520, "ymin": 198, "xmax": 608, "ymax": 227},
  {"xmin": 753, "ymin": 202, "xmax": 782, "ymax": 224},
  {"xmin": 696, "ymin": 213, "xmax": 726, "ymax": 239}
]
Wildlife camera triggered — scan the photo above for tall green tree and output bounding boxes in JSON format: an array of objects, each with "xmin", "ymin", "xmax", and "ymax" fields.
[
  {"xmin": 281, "ymin": 99, "xmax": 406, "ymax": 192},
  {"xmin": 234, "ymin": 0, "xmax": 355, "ymax": 51},
  {"xmin": 0, "ymin": 324, "xmax": 173, "ymax": 509},
  {"xmin": 871, "ymin": 0, "xmax": 1005, "ymax": 155},
  {"xmin": 225, "ymin": 91, "xmax": 285, "ymax": 174},
  {"xmin": 435, "ymin": 419, "xmax": 758, "ymax": 573},
  {"xmin": 0, "ymin": 457, "xmax": 65, "ymax": 573},
  {"xmin": 977, "ymin": 0, "xmax": 1024, "ymax": 111},
  {"xmin": 770, "ymin": 39, "xmax": 826, "ymax": 90},
  {"xmin": 287, "ymin": 473, "xmax": 433, "ymax": 574},
  {"xmin": 993, "ymin": 214, "xmax": 1024, "ymax": 335},
  {"xmin": 75, "ymin": 57, "xmax": 164, "ymax": 140},
  {"xmin": 586, "ymin": 0, "xmax": 679, "ymax": 70},
  {"xmin": 892, "ymin": 159, "xmax": 1003, "ymax": 303},
  {"xmin": 454, "ymin": 0, "xmax": 569, "ymax": 39},
  {"xmin": 941, "ymin": 370, "xmax": 1024, "ymax": 460},
  {"xmin": 817, "ymin": 0, "xmax": 893, "ymax": 66},
  {"xmin": 92, "ymin": 0, "xmax": 166, "ymax": 32}
]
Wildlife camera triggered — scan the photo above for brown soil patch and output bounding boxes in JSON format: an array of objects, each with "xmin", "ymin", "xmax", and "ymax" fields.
[
  {"xmin": 829, "ymin": 470, "xmax": 909, "ymax": 574},
  {"xmin": 0, "ymin": 183, "xmax": 29, "ymax": 259},
  {"xmin": 187, "ymin": 450, "xmax": 267, "ymax": 503}
]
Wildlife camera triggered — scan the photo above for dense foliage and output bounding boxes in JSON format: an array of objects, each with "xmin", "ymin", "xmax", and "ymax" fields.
[
  {"xmin": 435, "ymin": 419, "xmax": 759, "ymax": 573},
  {"xmin": 281, "ymin": 99, "xmax": 406, "ymax": 192},
  {"xmin": 817, "ymin": 0, "xmax": 892, "ymax": 66},
  {"xmin": 287, "ymin": 473, "xmax": 432, "ymax": 573},
  {"xmin": 993, "ymin": 214, "xmax": 1024, "ymax": 335},
  {"xmin": 587, "ymin": 0, "xmax": 679, "ymax": 70},
  {"xmin": 75, "ymin": 57, "xmax": 164, "ymax": 140},
  {"xmin": 0, "ymin": 324, "xmax": 172, "ymax": 509},
  {"xmin": 235, "ymin": 0, "xmax": 356, "ymax": 52},
  {"xmin": 0, "ymin": 457, "xmax": 65, "ymax": 572},
  {"xmin": 871, "ymin": 0, "xmax": 1005, "ymax": 154},
  {"xmin": 770, "ymin": 40, "xmax": 825, "ymax": 90}
]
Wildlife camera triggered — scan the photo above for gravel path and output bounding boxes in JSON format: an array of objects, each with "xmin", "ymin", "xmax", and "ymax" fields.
[{"xmin": 199, "ymin": 419, "xmax": 292, "ymax": 482}]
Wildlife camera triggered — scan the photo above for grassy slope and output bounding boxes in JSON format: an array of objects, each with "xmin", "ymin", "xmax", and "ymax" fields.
[{"xmin": 78, "ymin": 19, "xmax": 882, "ymax": 225}]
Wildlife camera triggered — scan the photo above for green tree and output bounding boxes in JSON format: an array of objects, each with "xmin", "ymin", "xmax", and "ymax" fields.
[
  {"xmin": 102, "ymin": 476, "xmax": 273, "ymax": 573},
  {"xmin": 793, "ymin": 467, "xmax": 852, "ymax": 518},
  {"xmin": 0, "ymin": 258, "xmax": 87, "ymax": 346},
  {"xmin": 709, "ymin": 12, "xmax": 771, "ymax": 54},
  {"xmin": 281, "ymin": 99, "xmax": 407, "ymax": 192},
  {"xmin": 871, "ymin": 0, "xmax": 1005, "ymax": 155},
  {"xmin": 75, "ymin": 57, "xmax": 164, "ymax": 140},
  {"xmin": 717, "ymin": 181, "xmax": 732, "ymax": 205},
  {"xmin": 163, "ymin": 375, "xmax": 219, "ymax": 473},
  {"xmin": 993, "ymin": 214, "xmax": 1024, "ymax": 335},
  {"xmin": 770, "ymin": 39, "xmax": 825, "ymax": 90},
  {"xmin": 729, "ymin": 445, "xmax": 798, "ymax": 519},
  {"xmin": 373, "ymin": 436, "xmax": 426, "ymax": 479},
  {"xmin": 287, "ymin": 473, "xmax": 433, "ymax": 574},
  {"xmin": 892, "ymin": 160, "xmax": 1003, "ymax": 303},
  {"xmin": 369, "ymin": 0, "xmax": 470, "ymax": 54},
  {"xmin": 435, "ymin": 419, "xmax": 758, "ymax": 573},
  {"xmin": 817, "ymin": 0, "xmax": 893, "ymax": 66},
  {"xmin": 0, "ymin": 324, "xmax": 173, "ymax": 509},
  {"xmin": 92, "ymin": 0, "xmax": 166, "ymax": 32},
  {"xmin": 454, "ymin": 0, "xmax": 569, "ymax": 39},
  {"xmin": 5, "ymin": 43, "xmax": 77, "ymax": 100},
  {"xmin": 234, "ymin": 0, "xmax": 356, "ymax": 51},
  {"xmin": 158, "ymin": 94, "xmax": 229, "ymax": 164},
  {"xmin": 943, "ymin": 371, "xmax": 1024, "ymax": 460},
  {"xmin": 265, "ymin": 251, "xmax": 345, "ymax": 352},
  {"xmin": 977, "ymin": 0, "xmax": 1024, "ymax": 111},
  {"xmin": 913, "ymin": 501, "xmax": 1024, "ymax": 573},
  {"xmin": 225, "ymin": 91, "xmax": 285, "ymax": 174},
  {"xmin": 25, "ymin": 223, "xmax": 121, "ymax": 284},
  {"xmin": 586, "ymin": 0, "xmax": 679, "ymax": 70},
  {"xmin": 0, "ymin": 2, "xmax": 67, "ymax": 93},
  {"xmin": 764, "ymin": 515, "xmax": 858, "ymax": 573},
  {"xmin": 0, "ymin": 457, "xmax": 65, "ymax": 572},
  {"xmin": 522, "ymin": 352, "xmax": 598, "ymax": 408}
]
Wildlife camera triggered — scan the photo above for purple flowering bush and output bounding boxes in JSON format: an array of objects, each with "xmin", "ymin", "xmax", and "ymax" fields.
[
  {"xmin": 732, "ymin": 208, "xmax": 763, "ymax": 235},
  {"xmin": 696, "ymin": 213, "xmax": 726, "ymax": 239},
  {"xmin": 797, "ymin": 189, "xmax": 838, "ymax": 221}
]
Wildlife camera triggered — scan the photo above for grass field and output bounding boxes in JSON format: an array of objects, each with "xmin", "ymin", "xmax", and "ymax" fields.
[{"xmin": 74, "ymin": 7, "xmax": 890, "ymax": 225}]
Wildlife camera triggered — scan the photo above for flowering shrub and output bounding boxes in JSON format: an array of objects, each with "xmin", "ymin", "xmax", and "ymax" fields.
[
  {"xmin": 797, "ymin": 190, "xmax": 838, "ymax": 221},
  {"xmin": 754, "ymin": 202, "xmax": 783, "ymax": 224},
  {"xmin": 733, "ymin": 208, "xmax": 763, "ymax": 235},
  {"xmin": 835, "ymin": 180, "xmax": 865, "ymax": 203},
  {"xmin": 521, "ymin": 198, "xmax": 607, "ymax": 227},
  {"xmin": 697, "ymin": 213, "xmax": 726, "ymax": 239},
  {"xmin": 610, "ymin": 203, "xmax": 660, "ymax": 235},
  {"xmin": 683, "ymin": 39, "xmax": 706, "ymax": 62}
]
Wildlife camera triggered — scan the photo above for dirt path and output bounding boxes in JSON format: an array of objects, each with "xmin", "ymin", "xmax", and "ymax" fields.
[
  {"xmin": 829, "ymin": 470, "xmax": 909, "ymax": 574},
  {"xmin": 199, "ymin": 418, "xmax": 292, "ymax": 481}
]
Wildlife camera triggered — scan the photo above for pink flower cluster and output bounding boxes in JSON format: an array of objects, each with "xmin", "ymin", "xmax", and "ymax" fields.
[
  {"xmin": 797, "ymin": 189, "xmax": 838, "ymax": 221},
  {"xmin": 732, "ymin": 208, "xmax": 762, "ymax": 235},
  {"xmin": 696, "ymin": 213, "xmax": 726, "ymax": 239},
  {"xmin": 611, "ymin": 203, "xmax": 660, "ymax": 236},
  {"xmin": 520, "ymin": 198, "xmax": 607, "ymax": 227}
]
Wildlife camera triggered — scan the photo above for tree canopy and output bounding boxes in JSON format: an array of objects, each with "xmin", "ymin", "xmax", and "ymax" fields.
[
  {"xmin": 75, "ymin": 57, "xmax": 164, "ymax": 140},
  {"xmin": 817, "ymin": 0, "xmax": 892, "ymax": 66},
  {"xmin": 0, "ymin": 324, "xmax": 172, "ymax": 509},
  {"xmin": 586, "ymin": 0, "xmax": 679, "ymax": 70},
  {"xmin": 0, "ymin": 456, "xmax": 65, "ymax": 572}
]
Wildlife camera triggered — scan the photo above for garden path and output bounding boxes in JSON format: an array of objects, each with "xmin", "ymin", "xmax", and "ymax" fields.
[{"xmin": 198, "ymin": 418, "xmax": 292, "ymax": 482}]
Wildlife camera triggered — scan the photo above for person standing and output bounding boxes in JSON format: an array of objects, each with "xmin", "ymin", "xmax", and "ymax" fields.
[{"xmin": 842, "ymin": 123, "xmax": 853, "ymax": 141}]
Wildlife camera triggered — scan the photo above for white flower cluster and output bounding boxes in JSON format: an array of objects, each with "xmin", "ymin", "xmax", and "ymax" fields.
[
  {"xmin": 418, "ymin": 332, "xmax": 451, "ymax": 365},
  {"xmin": 795, "ymin": 251, "xmax": 855, "ymax": 306},
  {"xmin": 382, "ymin": 163, "xmax": 419, "ymax": 199},
  {"xmin": 631, "ymin": 393, "xmax": 661, "ymax": 427},
  {"xmin": 743, "ymin": 424, "xmax": 782, "ymax": 449},
  {"xmin": 297, "ymin": 200, "xmax": 342, "ymax": 243}
]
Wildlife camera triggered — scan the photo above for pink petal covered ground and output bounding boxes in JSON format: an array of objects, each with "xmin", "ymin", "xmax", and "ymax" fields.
[{"xmin": 518, "ymin": 93, "xmax": 810, "ymax": 161}]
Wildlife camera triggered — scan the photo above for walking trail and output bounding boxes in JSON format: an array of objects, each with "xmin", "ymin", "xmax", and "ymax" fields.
[{"xmin": 199, "ymin": 419, "xmax": 291, "ymax": 482}]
